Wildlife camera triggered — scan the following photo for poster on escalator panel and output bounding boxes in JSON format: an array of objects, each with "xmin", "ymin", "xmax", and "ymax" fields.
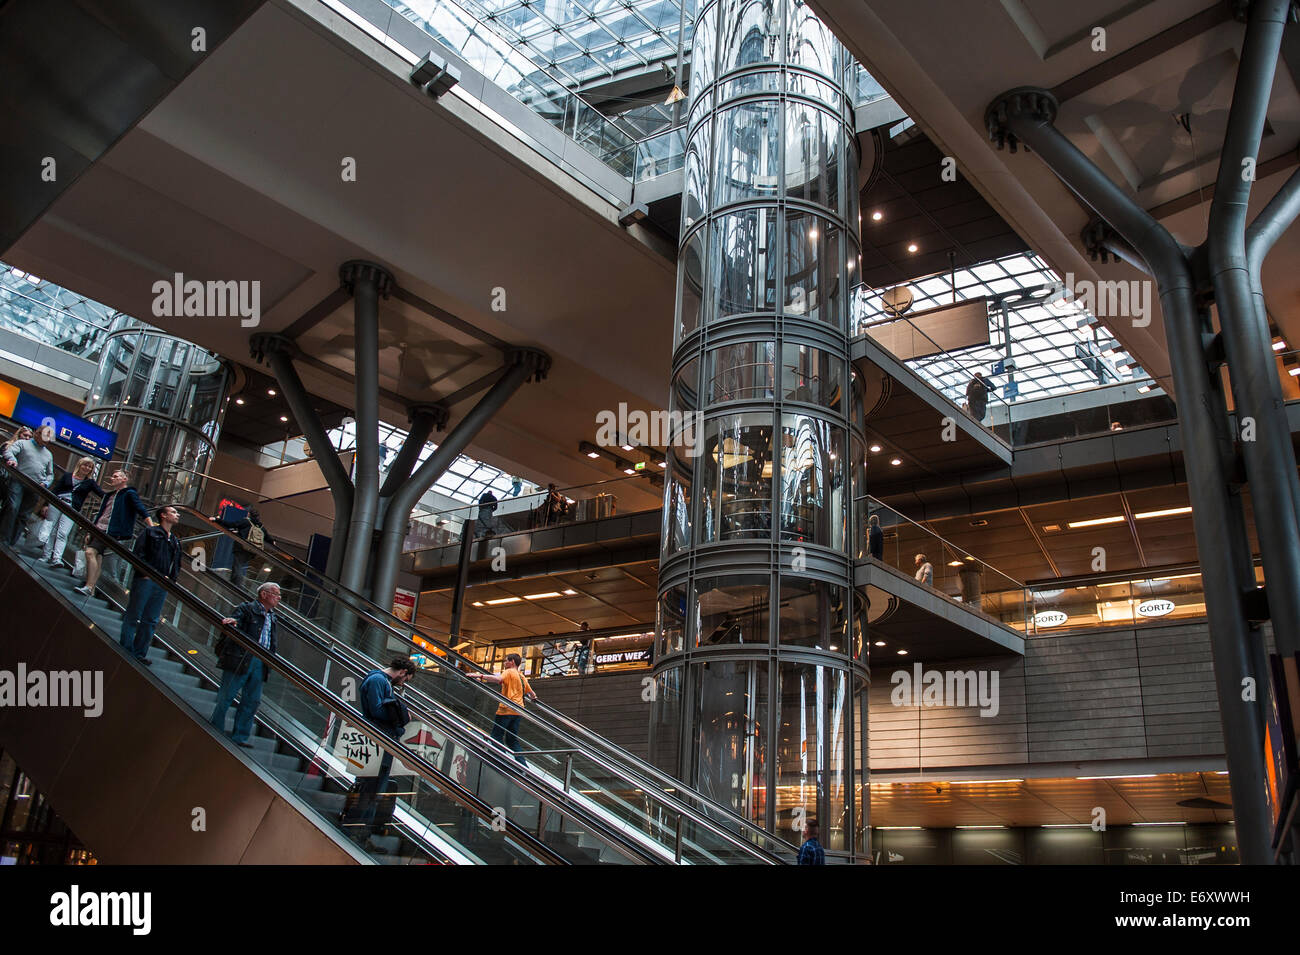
[
  {"xmin": 333, "ymin": 719, "xmax": 462, "ymax": 780},
  {"xmin": 392, "ymin": 587, "xmax": 417, "ymax": 623}
]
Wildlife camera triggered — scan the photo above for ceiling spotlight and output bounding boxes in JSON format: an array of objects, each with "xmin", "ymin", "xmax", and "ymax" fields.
[
  {"xmin": 890, "ymin": 457, "xmax": 902, "ymax": 466},
  {"xmin": 267, "ymin": 388, "xmax": 277, "ymax": 396},
  {"xmin": 235, "ymin": 398, "xmax": 245, "ymax": 405},
  {"xmin": 586, "ymin": 451, "xmax": 600, "ymax": 459},
  {"xmin": 621, "ymin": 444, "xmax": 634, "ymax": 451},
  {"xmin": 657, "ymin": 461, "xmax": 666, "ymax": 468},
  {"xmin": 872, "ymin": 210, "xmax": 883, "ymax": 221},
  {"xmin": 869, "ymin": 444, "xmax": 881, "ymax": 453},
  {"xmin": 907, "ymin": 243, "xmax": 918, "ymax": 253},
  {"xmin": 624, "ymin": 468, "xmax": 635, "ymax": 475},
  {"xmin": 897, "ymin": 649, "xmax": 908, "ymax": 655},
  {"xmin": 1272, "ymin": 339, "xmax": 1286, "ymax": 351},
  {"xmin": 874, "ymin": 640, "xmax": 886, "ymax": 647},
  {"xmin": 279, "ymin": 415, "xmax": 289, "ymax": 422}
]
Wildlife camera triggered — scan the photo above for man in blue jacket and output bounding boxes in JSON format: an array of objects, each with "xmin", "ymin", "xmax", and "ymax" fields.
[
  {"xmin": 77, "ymin": 468, "xmax": 152, "ymax": 596},
  {"xmin": 119, "ymin": 505, "xmax": 182, "ymax": 664},
  {"xmin": 341, "ymin": 657, "xmax": 418, "ymax": 840},
  {"xmin": 210, "ymin": 582, "xmax": 280, "ymax": 747}
]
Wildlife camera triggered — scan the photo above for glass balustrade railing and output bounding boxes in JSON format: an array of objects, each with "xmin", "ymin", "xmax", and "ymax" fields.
[
  {"xmin": 171, "ymin": 507, "xmax": 794, "ymax": 862},
  {"xmin": 858, "ymin": 494, "xmax": 1030, "ymax": 633},
  {"xmin": 404, "ymin": 473, "xmax": 651, "ymax": 553},
  {"xmin": 1, "ymin": 472, "xmax": 583, "ymax": 865}
]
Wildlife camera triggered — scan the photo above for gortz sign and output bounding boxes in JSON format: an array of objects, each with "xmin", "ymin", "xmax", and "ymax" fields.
[{"xmin": 1136, "ymin": 598, "xmax": 1175, "ymax": 618}]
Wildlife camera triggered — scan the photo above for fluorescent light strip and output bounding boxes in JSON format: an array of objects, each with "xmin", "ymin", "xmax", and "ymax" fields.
[
  {"xmin": 1067, "ymin": 516, "xmax": 1125, "ymax": 528},
  {"xmin": 484, "ymin": 596, "xmax": 523, "ymax": 606},
  {"xmin": 524, "ymin": 592, "xmax": 563, "ymax": 600},
  {"xmin": 875, "ymin": 826, "xmax": 923, "ymax": 830},
  {"xmin": 1133, "ymin": 822, "xmax": 1186, "ymax": 827},
  {"xmin": 1042, "ymin": 824, "xmax": 1091, "ymax": 828},
  {"xmin": 956, "ymin": 825, "xmax": 1007, "ymax": 829},
  {"xmin": 1077, "ymin": 774, "xmax": 1157, "ymax": 780},
  {"xmin": 950, "ymin": 779, "xmax": 1024, "ymax": 785},
  {"xmin": 1134, "ymin": 507, "xmax": 1192, "ymax": 519}
]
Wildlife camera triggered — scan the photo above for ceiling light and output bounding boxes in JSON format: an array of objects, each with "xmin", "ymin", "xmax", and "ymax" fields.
[
  {"xmin": 657, "ymin": 461, "xmax": 666, "ymax": 468},
  {"xmin": 808, "ymin": 228, "xmax": 819, "ymax": 241},
  {"xmin": 890, "ymin": 457, "xmax": 902, "ymax": 466},
  {"xmin": 562, "ymin": 589, "xmax": 578, "ymax": 595},
  {"xmin": 1134, "ymin": 507, "xmax": 1192, "ymax": 519},
  {"xmin": 235, "ymin": 398, "xmax": 245, "ymax": 405},
  {"xmin": 869, "ymin": 444, "xmax": 881, "ymax": 453},
  {"xmin": 872, "ymin": 211, "xmax": 883, "ymax": 221},
  {"xmin": 524, "ymin": 592, "xmax": 563, "ymax": 600},
  {"xmin": 1133, "ymin": 822, "xmax": 1186, "ymax": 827},
  {"xmin": 896, "ymin": 649, "xmax": 908, "ymax": 655},
  {"xmin": 956, "ymin": 825, "xmax": 1006, "ymax": 829},
  {"xmin": 624, "ymin": 468, "xmax": 635, "ymax": 475},
  {"xmin": 1067, "ymin": 515, "xmax": 1125, "ymax": 528},
  {"xmin": 621, "ymin": 444, "xmax": 633, "ymax": 451},
  {"xmin": 267, "ymin": 388, "xmax": 276, "ymax": 396},
  {"xmin": 1042, "ymin": 824, "xmax": 1091, "ymax": 828},
  {"xmin": 484, "ymin": 596, "xmax": 523, "ymax": 605},
  {"xmin": 951, "ymin": 779, "xmax": 1023, "ymax": 785},
  {"xmin": 1289, "ymin": 368, "xmax": 1300, "ymax": 377},
  {"xmin": 1273, "ymin": 339, "xmax": 1286, "ymax": 351},
  {"xmin": 1138, "ymin": 384, "xmax": 1152, "ymax": 393},
  {"xmin": 874, "ymin": 641, "xmax": 886, "ymax": 646},
  {"xmin": 586, "ymin": 451, "xmax": 600, "ymax": 458},
  {"xmin": 279, "ymin": 415, "xmax": 288, "ymax": 422},
  {"xmin": 948, "ymin": 560, "xmax": 963, "ymax": 567},
  {"xmin": 1077, "ymin": 775, "xmax": 1158, "ymax": 780},
  {"xmin": 907, "ymin": 243, "xmax": 918, "ymax": 253},
  {"xmin": 875, "ymin": 826, "xmax": 923, "ymax": 830},
  {"xmin": 471, "ymin": 601, "xmax": 484, "ymax": 607}
]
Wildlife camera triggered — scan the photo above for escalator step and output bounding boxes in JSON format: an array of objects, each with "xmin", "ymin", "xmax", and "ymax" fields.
[
  {"xmin": 250, "ymin": 750, "xmax": 301, "ymax": 773},
  {"xmin": 270, "ymin": 770, "xmax": 326, "ymax": 794},
  {"xmin": 303, "ymin": 790, "xmax": 348, "ymax": 815}
]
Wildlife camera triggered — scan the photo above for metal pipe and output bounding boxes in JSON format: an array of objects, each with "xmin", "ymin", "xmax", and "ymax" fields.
[
  {"xmin": 379, "ymin": 407, "xmax": 440, "ymax": 500},
  {"xmin": 369, "ymin": 351, "xmax": 545, "ymax": 608},
  {"xmin": 989, "ymin": 90, "xmax": 1276, "ymax": 863},
  {"xmin": 449, "ymin": 515, "xmax": 476, "ymax": 638},
  {"xmin": 338, "ymin": 262, "xmax": 390, "ymax": 597},
  {"xmin": 1207, "ymin": 0, "xmax": 1300, "ymax": 662},
  {"xmin": 261, "ymin": 340, "xmax": 353, "ymax": 583}
]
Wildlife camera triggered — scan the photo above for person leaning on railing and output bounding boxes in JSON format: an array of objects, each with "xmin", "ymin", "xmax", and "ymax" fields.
[
  {"xmin": 1, "ymin": 424, "xmax": 54, "ymax": 546},
  {"xmin": 42, "ymin": 456, "xmax": 100, "ymax": 568},
  {"xmin": 118, "ymin": 505, "xmax": 182, "ymax": 665},
  {"xmin": 77, "ymin": 467, "xmax": 153, "ymax": 597}
]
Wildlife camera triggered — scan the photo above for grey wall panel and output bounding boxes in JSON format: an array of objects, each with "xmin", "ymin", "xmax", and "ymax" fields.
[{"xmin": 535, "ymin": 672, "xmax": 652, "ymax": 762}]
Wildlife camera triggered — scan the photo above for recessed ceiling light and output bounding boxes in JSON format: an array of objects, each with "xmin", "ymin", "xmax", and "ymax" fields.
[
  {"xmin": 621, "ymin": 444, "xmax": 633, "ymax": 451},
  {"xmin": 872, "ymin": 211, "xmax": 883, "ymax": 221},
  {"xmin": 235, "ymin": 398, "xmax": 245, "ymax": 405},
  {"xmin": 874, "ymin": 640, "xmax": 886, "ymax": 646},
  {"xmin": 896, "ymin": 649, "xmax": 908, "ymax": 655},
  {"xmin": 524, "ymin": 592, "xmax": 563, "ymax": 600},
  {"xmin": 948, "ymin": 560, "xmax": 963, "ymax": 567},
  {"xmin": 562, "ymin": 589, "xmax": 578, "ymax": 595},
  {"xmin": 471, "ymin": 601, "xmax": 484, "ymax": 607},
  {"xmin": 1273, "ymin": 339, "xmax": 1286, "ymax": 351},
  {"xmin": 869, "ymin": 444, "xmax": 882, "ymax": 453},
  {"xmin": 657, "ymin": 461, "xmax": 666, "ymax": 468},
  {"xmin": 1289, "ymin": 368, "xmax": 1300, "ymax": 377},
  {"xmin": 1067, "ymin": 515, "xmax": 1125, "ymax": 528},
  {"xmin": 484, "ymin": 596, "xmax": 523, "ymax": 605},
  {"xmin": 267, "ymin": 388, "xmax": 276, "ymax": 396},
  {"xmin": 624, "ymin": 468, "xmax": 635, "ymax": 475},
  {"xmin": 280, "ymin": 415, "xmax": 288, "ymax": 422},
  {"xmin": 907, "ymin": 243, "xmax": 918, "ymax": 253},
  {"xmin": 890, "ymin": 457, "xmax": 902, "ymax": 466},
  {"xmin": 1138, "ymin": 384, "xmax": 1153, "ymax": 392},
  {"xmin": 586, "ymin": 451, "xmax": 600, "ymax": 458}
]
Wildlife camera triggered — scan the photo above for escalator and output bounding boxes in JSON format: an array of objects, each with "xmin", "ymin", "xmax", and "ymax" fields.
[
  {"xmin": 174, "ymin": 507, "xmax": 799, "ymax": 864},
  {"xmin": 0, "ymin": 470, "xmax": 676, "ymax": 864}
]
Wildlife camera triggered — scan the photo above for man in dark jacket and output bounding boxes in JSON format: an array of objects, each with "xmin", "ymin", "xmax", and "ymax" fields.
[
  {"xmin": 209, "ymin": 582, "xmax": 281, "ymax": 747},
  {"xmin": 216, "ymin": 504, "xmax": 273, "ymax": 590},
  {"xmin": 867, "ymin": 514, "xmax": 883, "ymax": 560},
  {"xmin": 342, "ymin": 657, "xmax": 418, "ymax": 840},
  {"xmin": 966, "ymin": 372, "xmax": 989, "ymax": 423},
  {"xmin": 118, "ymin": 506, "xmax": 182, "ymax": 664}
]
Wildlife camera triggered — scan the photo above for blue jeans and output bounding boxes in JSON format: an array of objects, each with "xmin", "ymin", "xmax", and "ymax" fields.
[
  {"xmin": 490, "ymin": 713, "xmax": 527, "ymax": 765},
  {"xmin": 210, "ymin": 659, "xmax": 265, "ymax": 743},
  {"xmin": 119, "ymin": 577, "xmax": 166, "ymax": 660}
]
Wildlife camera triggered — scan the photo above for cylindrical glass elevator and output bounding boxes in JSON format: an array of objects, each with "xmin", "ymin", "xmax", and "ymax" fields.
[
  {"xmin": 650, "ymin": 0, "xmax": 868, "ymax": 860},
  {"xmin": 84, "ymin": 314, "xmax": 229, "ymax": 506}
]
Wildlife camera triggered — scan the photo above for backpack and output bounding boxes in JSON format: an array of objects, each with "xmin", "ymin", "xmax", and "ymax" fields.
[{"xmin": 246, "ymin": 523, "xmax": 265, "ymax": 549}]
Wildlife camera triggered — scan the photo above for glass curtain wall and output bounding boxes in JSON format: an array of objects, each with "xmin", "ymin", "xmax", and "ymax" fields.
[
  {"xmin": 84, "ymin": 315, "xmax": 229, "ymax": 506},
  {"xmin": 651, "ymin": 0, "xmax": 868, "ymax": 861}
]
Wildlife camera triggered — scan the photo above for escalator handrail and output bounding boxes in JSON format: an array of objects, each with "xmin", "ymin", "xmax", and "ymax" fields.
[
  {"xmin": 180, "ymin": 567, "xmax": 684, "ymax": 865},
  {"xmin": 4, "ymin": 471, "xmax": 581, "ymax": 866},
  {"xmin": 175, "ymin": 506, "xmax": 798, "ymax": 859}
]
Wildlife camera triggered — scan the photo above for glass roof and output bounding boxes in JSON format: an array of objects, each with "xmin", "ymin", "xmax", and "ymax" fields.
[
  {"xmin": 856, "ymin": 252, "xmax": 1151, "ymax": 405},
  {"xmin": 0, "ymin": 261, "xmax": 116, "ymax": 359}
]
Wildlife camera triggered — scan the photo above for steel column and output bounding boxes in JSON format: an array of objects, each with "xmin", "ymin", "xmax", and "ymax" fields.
[
  {"xmin": 1207, "ymin": 0, "xmax": 1300, "ymax": 661},
  {"xmin": 376, "ymin": 404, "xmax": 446, "ymax": 541},
  {"xmin": 986, "ymin": 88, "xmax": 1275, "ymax": 862},
  {"xmin": 369, "ymin": 349, "xmax": 548, "ymax": 607},
  {"xmin": 337, "ymin": 261, "xmax": 393, "ymax": 597}
]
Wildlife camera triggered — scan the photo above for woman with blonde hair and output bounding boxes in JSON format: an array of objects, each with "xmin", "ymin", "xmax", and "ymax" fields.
[{"xmin": 43, "ymin": 456, "xmax": 101, "ymax": 567}]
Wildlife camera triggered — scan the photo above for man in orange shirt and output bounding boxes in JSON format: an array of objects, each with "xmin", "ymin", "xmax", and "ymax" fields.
[{"xmin": 469, "ymin": 653, "xmax": 536, "ymax": 765}]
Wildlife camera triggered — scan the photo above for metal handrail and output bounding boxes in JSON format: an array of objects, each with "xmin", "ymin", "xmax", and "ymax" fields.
[
  {"xmin": 173, "ymin": 506, "xmax": 797, "ymax": 860},
  {"xmin": 186, "ymin": 566, "xmax": 692, "ymax": 864},
  {"xmin": 3, "ymin": 469, "xmax": 589, "ymax": 866}
]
